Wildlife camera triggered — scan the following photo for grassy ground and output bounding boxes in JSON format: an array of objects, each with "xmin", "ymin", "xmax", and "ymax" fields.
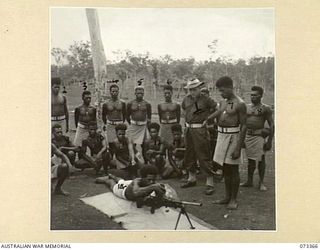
[{"xmin": 51, "ymin": 85, "xmax": 276, "ymax": 231}]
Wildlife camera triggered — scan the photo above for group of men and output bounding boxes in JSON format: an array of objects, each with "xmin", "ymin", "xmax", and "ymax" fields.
[{"xmin": 51, "ymin": 75, "xmax": 274, "ymax": 210}]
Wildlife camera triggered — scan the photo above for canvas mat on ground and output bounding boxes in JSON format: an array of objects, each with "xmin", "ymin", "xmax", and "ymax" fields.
[{"xmin": 80, "ymin": 192, "xmax": 215, "ymax": 230}]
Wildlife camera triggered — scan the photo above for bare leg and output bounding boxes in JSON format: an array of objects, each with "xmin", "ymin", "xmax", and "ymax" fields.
[
  {"xmin": 212, "ymin": 165, "xmax": 231, "ymax": 204},
  {"xmin": 227, "ymin": 165, "xmax": 239, "ymax": 210},
  {"xmin": 258, "ymin": 155, "xmax": 267, "ymax": 191},
  {"xmin": 240, "ymin": 159, "xmax": 255, "ymax": 187},
  {"xmin": 54, "ymin": 164, "xmax": 69, "ymax": 196}
]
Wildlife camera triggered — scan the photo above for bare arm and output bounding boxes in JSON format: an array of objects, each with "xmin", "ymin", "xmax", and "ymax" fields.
[
  {"xmin": 74, "ymin": 107, "xmax": 79, "ymax": 128},
  {"xmin": 63, "ymin": 96, "xmax": 69, "ymax": 132},
  {"xmin": 132, "ymin": 179, "xmax": 165, "ymax": 198},
  {"xmin": 264, "ymin": 106, "xmax": 274, "ymax": 151},
  {"xmin": 93, "ymin": 107, "xmax": 97, "ymax": 121},
  {"xmin": 157, "ymin": 104, "xmax": 161, "ymax": 123},
  {"xmin": 177, "ymin": 104, "xmax": 181, "ymax": 124},
  {"xmin": 146, "ymin": 103, "xmax": 152, "ymax": 123},
  {"xmin": 122, "ymin": 102, "xmax": 127, "ymax": 123},
  {"xmin": 102, "ymin": 103, "xmax": 107, "ymax": 125},
  {"xmin": 52, "ymin": 143, "xmax": 72, "ymax": 169},
  {"xmin": 231, "ymin": 102, "xmax": 247, "ymax": 159},
  {"xmin": 168, "ymin": 148, "xmax": 181, "ymax": 175},
  {"xmin": 96, "ymin": 136, "xmax": 108, "ymax": 159},
  {"xmin": 126, "ymin": 102, "xmax": 132, "ymax": 124}
]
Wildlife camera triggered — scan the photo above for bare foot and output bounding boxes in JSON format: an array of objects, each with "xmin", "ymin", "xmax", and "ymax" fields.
[
  {"xmin": 212, "ymin": 198, "xmax": 230, "ymax": 205},
  {"xmin": 54, "ymin": 189, "xmax": 70, "ymax": 196},
  {"xmin": 95, "ymin": 176, "xmax": 110, "ymax": 184},
  {"xmin": 240, "ymin": 182, "xmax": 253, "ymax": 187},
  {"xmin": 227, "ymin": 200, "xmax": 238, "ymax": 210},
  {"xmin": 259, "ymin": 183, "xmax": 267, "ymax": 191}
]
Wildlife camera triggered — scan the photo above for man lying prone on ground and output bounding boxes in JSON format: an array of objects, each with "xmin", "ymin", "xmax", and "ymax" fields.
[{"xmin": 95, "ymin": 165, "xmax": 166, "ymax": 201}]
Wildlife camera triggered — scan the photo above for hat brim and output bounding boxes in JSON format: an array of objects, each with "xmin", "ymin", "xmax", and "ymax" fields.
[{"xmin": 187, "ymin": 81, "xmax": 204, "ymax": 89}]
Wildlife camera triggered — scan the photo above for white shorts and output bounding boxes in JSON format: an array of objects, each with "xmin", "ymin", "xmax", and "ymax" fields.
[{"xmin": 112, "ymin": 179, "xmax": 133, "ymax": 200}]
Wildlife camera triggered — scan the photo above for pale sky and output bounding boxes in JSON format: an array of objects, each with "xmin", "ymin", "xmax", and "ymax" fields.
[{"xmin": 51, "ymin": 8, "xmax": 274, "ymax": 62}]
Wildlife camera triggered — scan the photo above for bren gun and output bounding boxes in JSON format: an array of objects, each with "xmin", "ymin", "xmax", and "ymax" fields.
[{"xmin": 136, "ymin": 195, "xmax": 202, "ymax": 230}]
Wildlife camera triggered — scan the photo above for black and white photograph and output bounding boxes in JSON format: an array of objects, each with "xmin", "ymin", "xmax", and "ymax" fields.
[{"xmin": 50, "ymin": 7, "xmax": 275, "ymax": 231}]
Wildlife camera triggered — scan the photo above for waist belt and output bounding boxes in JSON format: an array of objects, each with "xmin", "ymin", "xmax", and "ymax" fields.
[
  {"xmin": 160, "ymin": 118, "xmax": 178, "ymax": 124},
  {"xmin": 77, "ymin": 123, "xmax": 88, "ymax": 129},
  {"xmin": 131, "ymin": 120, "xmax": 147, "ymax": 125},
  {"xmin": 185, "ymin": 123, "xmax": 204, "ymax": 128},
  {"xmin": 247, "ymin": 128, "xmax": 263, "ymax": 136},
  {"xmin": 218, "ymin": 126, "xmax": 240, "ymax": 134},
  {"xmin": 51, "ymin": 115, "xmax": 66, "ymax": 121},
  {"xmin": 107, "ymin": 120, "xmax": 123, "ymax": 125}
]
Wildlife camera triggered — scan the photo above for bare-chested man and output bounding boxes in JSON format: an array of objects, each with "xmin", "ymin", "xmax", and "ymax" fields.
[
  {"xmin": 241, "ymin": 86, "xmax": 274, "ymax": 191},
  {"xmin": 208, "ymin": 76, "xmax": 247, "ymax": 210},
  {"xmin": 143, "ymin": 123, "xmax": 166, "ymax": 177},
  {"xmin": 73, "ymin": 90, "xmax": 97, "ymax": 147},
  {"xmin": 108, "ymin": 124, "xmax": 142, "ymax": 179},
  {"xmin": 51, "ymin": 77, "xmax": 69, "ymax": 133},
  {"xmin": 74, "ymin": 122, "xmax": 110, "ymax": 174},
  {"xmin": 126, "ymin": 85, "xmax": 152, "ymax": 156},
  {"xmin": 102, "ymin": 83, "xmax": 126, "ymax": 146},
  {"xmin": 157, "ymin": 85, "xmax": 181, "ymax": 146}
]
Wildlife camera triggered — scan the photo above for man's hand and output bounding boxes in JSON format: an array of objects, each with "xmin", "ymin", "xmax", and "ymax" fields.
[
  {"xmin": 263, "ymin": 140, "xmax": 272, "ymax": 151},
  {"xmin": 231, "ymin": 148, "xmax": 241, "ymax": 159},
  {"xmin": 131, "ymin": 159, "xmax": 136, "ymax": 166},
  {"xmin": 153, "ymin": 183, "xmax": 166, "ymax": 196},
  {"xmin": 202, "ymin": 119, "xmax": 208, "ymax": 127}
]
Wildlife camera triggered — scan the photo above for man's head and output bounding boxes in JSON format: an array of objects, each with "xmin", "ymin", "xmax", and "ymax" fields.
[
  {"xmin": 110, "ymin": 84, "xmax": 119, "ymax": 100},
  {"xmin": 82, "ymin": 90, "xmax": 92, "ymax": 105},
  {"xmin": 250, "ymin": 86, "xmax": 264, "ymax": 104},
  {"xmin": 88, "ymin": 121, "xmax": 98, "ymax": 137},
  {"xmin": 200, "ymin": 87, "xmax": 210, "ymax": 98},
  {"xmin": 148, "ymin": 122, "xmax": 160, "ymax": 140},
  {"xmin": 134, "ymin": 87, "xmax": 144, "ymax": 101},
  {"xmin": 163, "ymin": 85, "xmax": 173, "ymax": 102},
  {"xmin": 139, "ymin": 165, "xmax": 158, "ymax": 186},
  {"xmin": 215, "ymin": 76, "xmax": 234, "ymax": 99},
  {"xmin": 115, "ymin": 123, "xmax": 127, "ymax": 142},
  {"xmin": 171, "ymin": 124, "xmax": 182, "ymax": 141},
  {"xmin": 186, "ymin": 79, "xmax": 204, "ymax": 98},
  {"xmin": 51, "ymin": 77, "xmax": 61, "ymax": 95},
  {"xmin": 52, "ymin": 124, "xmax": 63, "ymax": 138}
]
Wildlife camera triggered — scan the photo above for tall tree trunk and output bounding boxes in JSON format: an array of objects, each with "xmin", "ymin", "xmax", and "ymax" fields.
[{"xmin": 86, "ymin": 8, "xmax": 107, "ymax": 120}]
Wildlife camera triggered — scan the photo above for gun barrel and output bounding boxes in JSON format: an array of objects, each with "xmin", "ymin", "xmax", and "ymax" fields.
[{"xmin": 180, "ymin": 201, "xmax": 202, "ymax": 206}]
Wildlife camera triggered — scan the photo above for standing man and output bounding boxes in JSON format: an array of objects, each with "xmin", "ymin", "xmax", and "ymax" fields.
[
  {"xmin": 209, "ymin": 76, "xmax": 247, "ymax": 210},
  {"xmin": 126, "ymin": 84, "xmax": 152, "ymax": 157},
  {"xmin": 181, "ymin": 78, "xmax": 218, "ymax": 195},
  {"xmin": 51, "ymin": 77, "xmax": 69, "ymax": 133},
  {"xmin": 73, "ymin": 90, "xmax": 97, "ymax": 147},
  {"xmin": 102, "ymin": 83, "xmax": 126, "ymax": 146},
  {"xmin": 241, "ymin": 86, "xmax": 274, "ymax": 191},
  {"xmin": 158, "ymin": 84, "xmax": 181, "ymax": 146}
]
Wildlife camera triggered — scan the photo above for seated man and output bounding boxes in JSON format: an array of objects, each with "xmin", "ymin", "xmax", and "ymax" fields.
[
  {"xmin": 51, "ymin": 123, "xmax": 79, "ymax": 165},
  {"xmin": 74, "ymin": 121, "xmax": 110, "ymax": 174},
  {"xmin": 143, "ymin": 123, "xmax": 166, "ymax": 176},
  {"xmin": 163, "ymin": 124, "xmax": 186, "ymax": 179},
  {"xmin": 109, "ymin": 124, "xmax": 143, "ymax": 179},
  {"xmin": 95, "ymin": 165, "xmax": 166, "ymax": 201},
  {"xmin": 51, "ymin": 143, "xmax": 72, "ymax": 195}
]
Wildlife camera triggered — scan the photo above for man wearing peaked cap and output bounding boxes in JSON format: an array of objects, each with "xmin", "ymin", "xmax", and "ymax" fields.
[{"xmin": 181, "ymin": 78, "xmax": 219, "ymax": 195}]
